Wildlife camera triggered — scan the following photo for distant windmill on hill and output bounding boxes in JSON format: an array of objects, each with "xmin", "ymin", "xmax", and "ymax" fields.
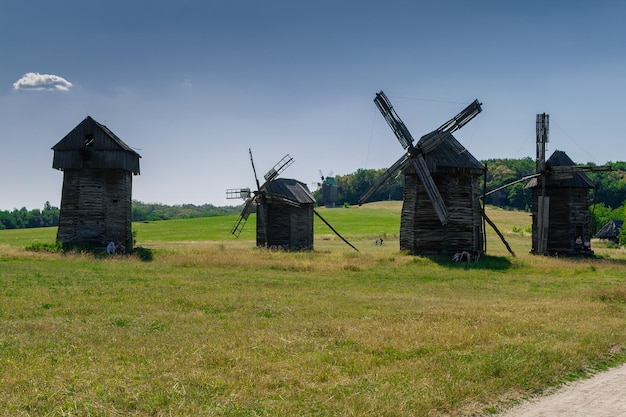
[
  {"xmin": 359, "ymin": 91, "xmax": 488, "ymax": 256},
  {"xmin": 227, "ymin": 149, "xmax": 357, "ymax": 252},
  {"xmin": 316, "ymin": 170, "xmax": 339, "ymax": 208}
]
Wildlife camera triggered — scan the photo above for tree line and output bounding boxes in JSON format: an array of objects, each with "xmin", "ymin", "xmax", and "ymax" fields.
[
  {"xmin": 313, "ymin": 158, "xmax": 626, "ymax": 237},
  {"xmin": 315, "ymin": 159, "xmax": 538, "ymax": 209},
  {"xmin": 131, "ymin": 201, "xmax": 240, "ymax": 221},
  {"xmin": 0, "ymin": 201, "xmax": 240, "ymax": 230},
  {"xmin": 0, "ymin": 202, "xmax": 60, "ymax": 230},
  {"xmin": 315, "ymin": 158, "xmax": 626, "ymax": 211}
]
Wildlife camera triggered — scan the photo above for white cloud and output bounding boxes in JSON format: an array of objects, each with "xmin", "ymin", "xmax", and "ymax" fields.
[{"xmin": 13, "ymin": 72, "xmax": 73, "ymax": 92}]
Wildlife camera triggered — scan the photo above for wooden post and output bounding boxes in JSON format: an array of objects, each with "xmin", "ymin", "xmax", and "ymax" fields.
[{"xmin": 537, "ymin": 196, "xmax": 550, "ymax": 254}]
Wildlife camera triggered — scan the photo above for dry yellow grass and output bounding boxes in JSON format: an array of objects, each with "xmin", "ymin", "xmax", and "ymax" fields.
[{"xmin": 1, "ymin": 206, "xmax": 626, "ymax": 416}]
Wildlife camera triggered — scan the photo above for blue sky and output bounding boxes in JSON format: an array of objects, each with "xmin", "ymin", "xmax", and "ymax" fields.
[{"xmin": 1, "ymin": 1, "xmax": 625, "ymax": 210}]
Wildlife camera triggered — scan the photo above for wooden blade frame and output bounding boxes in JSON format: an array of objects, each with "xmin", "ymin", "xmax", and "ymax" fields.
[
  {"xmin": 226, "ymin": 188, "xmax": 251, "ymax": 200},
  {"xmin": 358, "ymin": 154, "xmax": 409, "ymax": 205},
  {"xmin": 410, "ymin": 154, "xmax": 449, "ymax": 225},
  {"xmin": 231, "ymin": 197, "xmax": 255, "ymax": 237},
  {"xmin": 374, "ymin": 91, "xmax": 414, "ymax": 150},
  {"xmin": 249, "ymin": 148, "xmax": 261, "ymax": 191},
  {"xmin": 435, "ymin": 99, "xmax": 482, "ymax": 136},
  {"xmin": 418, "ymin": 100, "xmax": 482, "ymax": 154},
  {"xmin": 264, "ymin": 154, "xmax": 294, "ymax": 182}
]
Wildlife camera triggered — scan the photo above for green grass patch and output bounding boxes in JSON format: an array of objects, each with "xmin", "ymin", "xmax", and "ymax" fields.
[{"xmin": 1, "ymin": 205, "xmax": 626, "ymax": 416}]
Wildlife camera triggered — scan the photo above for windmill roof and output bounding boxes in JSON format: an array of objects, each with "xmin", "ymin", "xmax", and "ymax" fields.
[
  {"xmin": 262, "ymin": 178, "xmax": 315, "ymax": 204},
  {"xmin": 420, "ymin": 133, "xmax": 485, "ymax": 172},
  {"xmin": 526, "ymin": 150, "xmax": 596, "ymax": 188},
  {"xmin": 596, "ymin": 219, "xmax": 623, "ymax": 239},
  {"xmin": 52, "ymin": 116, "xmax": 140, "ymax": 155},
  {"xmin": 52, "ymin": 116, "xmax": 141, "ymax": 173}
]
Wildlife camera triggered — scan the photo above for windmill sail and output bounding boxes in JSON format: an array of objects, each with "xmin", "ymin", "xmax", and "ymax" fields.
[
  {"xmin": 264, "ymin": 154, "xmax": 294, "ymax": 182},
  {"xmin": 409, "ymin": 153, "xmax": 449, "ymax": 225},
  {"xmin": 418, "ymin": 100, "xmax": 482, "ymax": 154},
  {"xmin": 231, "ymin": 197, "xmax": 255, "ymax": 237},
  {"xmin": 226, "ymin": 188, "xmax": 251, "ymax": 200},
  {"xmin": 362, "ymin": 91, "xmax": 481, "ymax": 226},
  {"xmin": 228, "ymin": 150, "xmax": 299, "ymax": 239},
  {"xmin": 358, "ymin": 154, "xmax": 410, "ymax": 205},
  {"xmin": 374, "ymin": 92, "xmax": 415, "ymax": 150}
]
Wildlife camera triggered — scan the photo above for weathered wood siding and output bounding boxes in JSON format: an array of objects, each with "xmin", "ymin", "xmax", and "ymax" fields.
[
  {"xmin": 57, "ymin": 169, "xmax": 133, "ymax": 248},
  {"xmin": 53, "ymin": 150, "xmax": 140, "ymax": 174},
  {"xmin": 401, "ymin": 172, "xmax": 483, "ymax": 255},
  {"xmin": 531, "ymin": 187, "xmax": 591, "ymax": 254},
  {"xmin": 257, "ymin": 203, "xmax": 313, "ymax": 250},
  {"xmin": 53, "ymin": 116, "xmax": 140, "ymax": 250}
]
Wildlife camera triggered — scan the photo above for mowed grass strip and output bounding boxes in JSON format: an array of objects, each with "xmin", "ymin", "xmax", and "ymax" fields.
[{"xmin": 1, "ymin": 205, "xmax": 626, "ymax": 416}]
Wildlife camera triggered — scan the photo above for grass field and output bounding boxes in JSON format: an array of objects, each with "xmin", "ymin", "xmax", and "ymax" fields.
[{"xmin": 1, "ymin": 203, "xmax": 626, "ymax": 416}]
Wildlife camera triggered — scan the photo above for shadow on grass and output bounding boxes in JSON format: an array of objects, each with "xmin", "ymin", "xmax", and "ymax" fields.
[
  {"xmin": 25, "ymin": 242, "xmax": 154, "ymax": 262},
  {"xmin": 431, "ymin": 254, "xmax": 513, "ymax": 270},
  {"xmin": 579, "ymin": 252, "xmax": 626, "ymax": 266},
  {"xmin": 131, "ymin": 246, "xmax": 154, "ymax": 261}
]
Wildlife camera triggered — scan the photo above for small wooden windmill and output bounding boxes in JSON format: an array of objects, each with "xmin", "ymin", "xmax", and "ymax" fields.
[
  {"xmin": 359, "ymin": 91, "xmax": 486, "ymax": 256},
  {"xmin": 526, "ymin": 113, "xmax": 610, "ymax": 255},
  {"xmin": 228, "ymin": 149, "xmax": 357, "ymax": 252},
  {"xmin": 316, "ymin": 170, "xmax": 339, "ymax": 208}
]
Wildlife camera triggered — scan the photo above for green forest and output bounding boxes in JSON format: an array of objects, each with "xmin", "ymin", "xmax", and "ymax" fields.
[{"xmin": 3, "ymin": 158, "xmax": 626, "ymax": 240}]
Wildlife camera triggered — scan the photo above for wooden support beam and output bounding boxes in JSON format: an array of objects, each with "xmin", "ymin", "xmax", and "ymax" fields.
[{"xmin": 483, "ymin": 212, "xmax": 516, "ymax": 257}]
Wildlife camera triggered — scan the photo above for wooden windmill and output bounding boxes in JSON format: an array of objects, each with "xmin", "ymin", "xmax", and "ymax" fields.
[
  {"xmin": 316, "ymin": 170, "xmax": 339, "ymax": 208},
  {"xmin": 483, "ymin": 113, "xmax": 610, "ymax": 255},
  {"xmin": 526, "ymin": 113, "xmax": 610, "ymax": 255},
  {"xmin": 52, "ymin": 116, "xmax": 140, "ymax": 249},
  {"xmin": 359, "ymin": 91, "xmax": 486, "ymax": 256},
  {"xmin": 228, "ymin": 149, "xmax": 357, "ymax": 252}
]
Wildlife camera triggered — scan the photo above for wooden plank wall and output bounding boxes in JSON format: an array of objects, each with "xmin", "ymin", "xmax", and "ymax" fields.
[
  {"xmin": 401, "ymin": 172, "xmax": 483, "ymax": 255},
  {"xmin": 258, "ymin": 203, "xmax": 313, "ymax": 251},
  {"xmin": 290, "ymin": 206, "xmax": 314, "ymax": 250},
  {"xmin": 531, "ymin": 187, "xmax": 591, "ymax": 254},
  {"xmin": 57, "ymin": 169, "xmax": 133, "ymax": 248}
]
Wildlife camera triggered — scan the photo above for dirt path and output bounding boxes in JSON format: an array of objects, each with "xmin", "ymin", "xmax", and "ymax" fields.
[{"xmin": 497, "ymin": 363, "xmax": 626, "ymax": 416}]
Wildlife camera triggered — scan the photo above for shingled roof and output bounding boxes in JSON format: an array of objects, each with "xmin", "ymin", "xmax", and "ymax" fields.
[
  {"xmin": 596, "ymin": 219, "xmax": 623, "ymax": 239},
  {"xmin": 526, "ymin": 150, "xmax": 595, "ymax": 189},
  {"xmin": 52, "ymin": 116, "xmax": 141, "ymax": 174},
  {"xmin": 262, "ymin": 178, "xmax": 315, "ymax": 204},
  {"xmin": 420, "ymin": 132, "xmax": 485, "ymax": 173}
]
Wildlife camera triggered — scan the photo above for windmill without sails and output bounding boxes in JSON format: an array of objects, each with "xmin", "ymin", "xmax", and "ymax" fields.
[
  {"xmin": 483, "ymin": 113, "xmax": 611, "ymax": 255},
  {"xmin": 528, "ymin": 113, "xmax": 610, "ymax": 255}
]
